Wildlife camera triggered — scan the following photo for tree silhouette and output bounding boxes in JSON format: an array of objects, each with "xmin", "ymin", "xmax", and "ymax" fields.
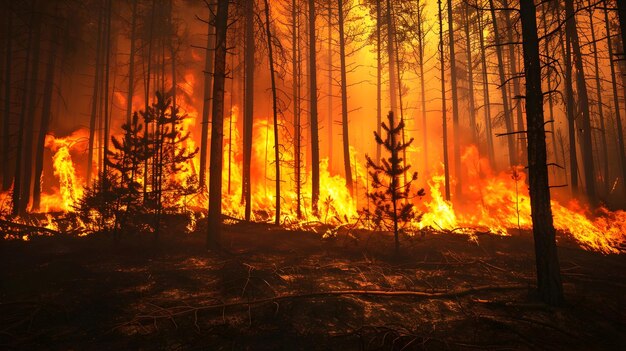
[{"xmin": 365, "ymin": 111, "xmax": 424, "ymax": 254}]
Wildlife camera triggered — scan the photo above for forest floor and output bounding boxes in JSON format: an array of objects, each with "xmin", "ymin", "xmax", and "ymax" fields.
[{"xmin": 0, "ymin": 219, "xmax": 625, "ymax": 350}]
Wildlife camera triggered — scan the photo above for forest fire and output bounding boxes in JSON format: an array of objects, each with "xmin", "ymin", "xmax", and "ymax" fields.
[{"xmin": 1, "ymin": 0, "xmax": 626, "ymax": 348}]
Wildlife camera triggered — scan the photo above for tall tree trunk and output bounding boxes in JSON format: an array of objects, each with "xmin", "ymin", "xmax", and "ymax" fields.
[
  {"xmin": 87, "ymin": 4, "xmax": 104, "ymax": 187},
  {"xmin": 589, "ymin": 7, "xmax": 609, "ymax": 196},
  {"xmin": 262, "ymin": 0, "xmax": 280, "ymax": 225},
  {"xmin": 385, "ymin": 0, "xmax": 398, "ymax": 115},
  {"xmin": 416, "ymin": 0, "xmax": 428, "ymax": 172},
  {"xmin": 338, "ymin": 0, "xmax": 353, "ymax": 195},
  {"xmin": 463, "ymin": 2, "xmax": 477, "ymax": 144},
  {"xmin": 447, "ymin": 0, "xmax": 462, "ymax": 197},
  {"xmin": 541, "ymin": 1, "xmax": 560, "ymax": 182},
  {"xmin": 241, "ymin": 1, "xmax": 253, "ymax": 220},
  {"xmin": 617, "ymin": 0, "xmax": 626, "ymax": 57},
  {"xmin": 200, "ymin": 3, "xmax": 216, "ymax": 190},
  {"xmin": 126, "ymin": 0, "xmax": 137, "ymax": 126},
  {"xmin": 519, "ymin": 0, "xmax": 563, "ymax": 306},
  {"xmin": 503, "ymin": 0, "xmax": 527, "ymax": 162},
  {"xmin": 604, "ymin": 1, "xmax": 626, "ymax": 197},
  {"xmin": 33, "ymin": 25, "xmax": 60, "ymax": 211},
  {"xmin": 207, "ymin": 0, "xmax": 229, "ymax": 249},
  {"xmin": 488, "ymin": 0, "xmax": 517, "ymax": 167},
  {"xmin": 292, "ymin": 0, "xmax": 302, "ymax": 218},
  {"xmin": 12, "ymin": 10, "xmax": 36, "ymax": 215},
  {"xmin": 327, "ymin": 0, "xmax": 333, "ymax": 171},
  {"xmin": 376, "ymin": 0, "xmax": 382, "ymax": 163},
  {"xmin": 309, "ymin": 0, "xmax": 321, "ymax": 215},
  {"xmin": 565, "ymin": 0, "xmax": 596, "ymax": 204},
  {"xmin": 477, "ymin": 7, "xmax": 496, "ymax": 167},
  {"xmin": 2, "ymin": 5, "xmax": 13, "ymax": 191},
  {"xmin": 101, "ymin": 0, "xmax": 112, "ymax": 193},
  {"xmin": 438, "ymin": 0, "xmax": 451, "ymax": 201},
  {"xmin": 20, "ymin": 11, "xmax": 43, "ymax": 213}
]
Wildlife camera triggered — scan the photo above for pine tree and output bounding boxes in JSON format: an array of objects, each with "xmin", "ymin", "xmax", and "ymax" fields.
[{"xmin": 365, "ymin": 111, "xmax": 424, "ymax": 254}]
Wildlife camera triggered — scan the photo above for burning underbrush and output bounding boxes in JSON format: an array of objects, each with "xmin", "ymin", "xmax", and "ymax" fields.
[{"xmin": 1, "ymin": 116, "xmax": 624, "ymax": 255}]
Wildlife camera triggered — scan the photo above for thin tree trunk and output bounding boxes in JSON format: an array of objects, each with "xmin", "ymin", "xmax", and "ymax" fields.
[
  {"xmin": 20, "ymin": 12, "xmax": 43, "ymax": 213},
  {"xmin": 589, "ymin": 7, "xmax": 609, "ymax": 196},
  {"xmin": 447, "ymin": 0, "xmax": 462, "ymax": 197},
  {"xmin": 309, "ymin": 0, "xmax": 321, "ymax": 215},
  {"xmin": 2, "ymin": 5, "xmax": 13, "ymax": 191},
  {"xmin": 126, "ymin": 0, "xmax": 137, "ymax": 126},
  {"xmin": 207, "ymin": 0, "xmax": 229, "ymax": 249},
  {"xmin": 438, "ymin": 0, "xmax": 451, "ymax": 201},
  {"xmin": 565, "ymin": 0, "xmax": 596, "ymax": 204},
  {"xmin": 327, "ymin": 0, "xmax": 333, "ymax": 171},
  {"xmin": 416, "ymin": 0, "xmax": 427, "ymax": 172},
  {"xmin": 463, "ymin": 2, "xmax": 477, "ymax": 144},
  {"xmin": 33, "ymin": 25, "xmax": 60, "ymax": 211},
  {"xmin": 262, "ymin": 0, "xmax": 280, "ymax": 225},
  {"xmin": 604, "ymin": 1, "xmax": 626, "ymax": 197},
  {"xmin": 241, "ymin": 0, "xmax": 253, "ymax": 220},
  {"xmin": 87, "ymin": 4, "xmax": 104, "ymax": 187},
  {"xmin": 338, "ymin": 0, "xmax": 353, "ymax": 195},
  {"xmin": 292, "ymin": 0, "xmax": 302, "ymax": 218},
  {"xmin": 488, "ymin": 0, "xmax": 517, "ymax": 167},
  {"xmin": 101, "ymin": 0, "xmax": 112, "ymax": 193},
  {"xmin": 503, "ymin": 0, "xmax": 527, "ymax": 162},
  {"xmin": 477, "ymin": 7, "xmax": 495, "ymax": 168},
  {"xmin": 200, "ymin": 3, "xmax": 216, "ymax": 190},
  {"xmin": 519, "ymin": 0, "xmax": 563, "ymax": 306},
  {"xmin": 385, "ymin": 0, "xmax": 398, "ymax": 115},
  {"xmin": 541, "ymin": 1, "xmax": 560, "ymax": 181},
  {"xmin": 376, "ymin": 0, "xmax": 382, "ymax": 163}
]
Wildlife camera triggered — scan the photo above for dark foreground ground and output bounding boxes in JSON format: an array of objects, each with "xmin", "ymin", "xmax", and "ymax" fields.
[{"xmin": 1, "ymin": 221, "xmax": 625, "ymax": 350}]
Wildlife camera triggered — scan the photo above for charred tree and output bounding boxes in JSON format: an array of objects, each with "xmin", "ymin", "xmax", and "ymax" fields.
[
  {"xmin": 199, "ymin": 3, "xmax": 216, "ymax": 190},
  {"xmin": 309, "ymin": 0, "xmax": 321, "ymax": 215},
  {"xmin": 207, "ymin": 0, "xmax": 229, "ymax": 249},
  {"xmin": 126, "ymin": 0, "xmax": 137, "ymax": 126},
  {"xmin": 463, "ymin": 2, "xmax": 477, "ymax": 144},
  {"xmin": 565, "ymin": 0, "xmax": 596, "ymax": 204},
  {"xmin": 262, "ymin": 0, "xmax": 281, "ymax": 225},
  {"xmin": 604, "ymin": 1, "xmax": 626, "ymax": 197},
  {"xmin": 292, "ymin": 0, "xmax": 302, "ymax": 218},
  {"xmin": 447, "ymin": 0, "xmax": 462, "ymax": 197},
  {"xmin": 519, "ymin": 0, "xmax": 564, "ymax": 306},
  {"xmin": 338, "ymin": 0, "xmax": 353, "ymax": 195},
  {"xmin": 376, "ymin": 0, "xmax": 382, "ymax": 163},
  {"xmin": 477, "ymin": 5, "xmax": 496, "ymax": 167},
  {"xmin": 242, "ymin": 0, "xmax": 254, "ymax": 220},
  {"xmin": 488, "ymin": 0, "xmax": 517, "ymax": 167},
  {"xmin": 438, "ymin": 0, "xmax": 451, "ymax": 201},
  {"xmin": 87, "ymin": 4, "xmax": 104, "ymax": 187},
  {"xmin": 2, "ymin": 4, "xmax": 13, "ymax": 191}
]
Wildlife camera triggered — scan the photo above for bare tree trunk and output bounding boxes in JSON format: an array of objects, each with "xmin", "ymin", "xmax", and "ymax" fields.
[
  {"xmin": 126, "ymin": 0, "xmax": 137, "ymax": 126},
  {"xmin": 33, "ymin": 24, "xmax": 60, "ymax": 211},
  {"xmin": 463, "ymin": 2, "xmax": 477, "ymax": 144},
  {"xmin": 241, "ymin": 0, "xmax": 253, "ymax": 220},
  {"xmin": 207, "ymin": 0, "xmax": 229, "ymax": 249},
  {"xmin": 2, "ymin": 5, "xmax": 13, "ymax": 191},
  {"xmin": 589, "ymin": 7, "xmax": 609, "ymax": 196},
  {"xmin": 262, "ymin": 0, "xmax": 280, "ymax": 225},
  {"xmin": 338, "ymin": 0, "xmax": 353, "ymax": 195},
  {"xmin": 309, "ymin": 0, "xmax": 321, "ymax": 215},
  {"xmin": 519, "ymin": 0, "xmax": 563, "ymax": 306},
  {"xmin": 565, "ymin": 0, "xmax": 596, "ymax": 204},
  {"xmin": 292, "ymin": 0, "xmax": 302, "ymax": 219},
  {"xmin": 19, "ymin": 11, "xmax": 43, "ymax": 213},
  {"xmin": 101, "ymin": 0, "xmax": 112, "ymax": 193},
  {"xmin": 12, "ymin": 11, "xmax": 36, "ymax": 215},
  {"xmin": 617, "ymin": 0, "xmax": 626, "ymax": 57},
  {"xmin": 416, "ymin": 0, "xmax": 428, "ymax": 172},
  {"xmin": 327, "ymin": 0, "xmax": 333, "ymax": 171},
  {"xmin": 541, "ymin": 2, "xmax": 560, "ymax": 181},
  {"xmin": 376, "ymin": 0, "xmax": 382, "ymax": 163},
  {"xmin": 438, "ymin": 0, "xmax": 451, "ymax": 201},
  {"xmin": 385, "ymin": 0, "xmax": 398, "ymax": 115},
  {"xmin": 87, "ymin": 4, "xmax": 104, "ymax": 187},
  {"xmin": 488, "ymin": 0, "xmax": 517, "ymax": 167},
  {"xmin": 477, "ymin": 7, "xmax": 495, "ymax": 167},
  {"xmin": 604, "ymin": 1, "xmax": 626, "ymax": 197},
  {"xmin": 503, "ymin": 0, "xmax": 527, "ymax": 162},
  {"xmin": 200, "ymin": 3, "xmax": 216, "ymax": 190},
  {"xmin": 447, "ymin": 0, "xmax": 462, "ymax": 197}
]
